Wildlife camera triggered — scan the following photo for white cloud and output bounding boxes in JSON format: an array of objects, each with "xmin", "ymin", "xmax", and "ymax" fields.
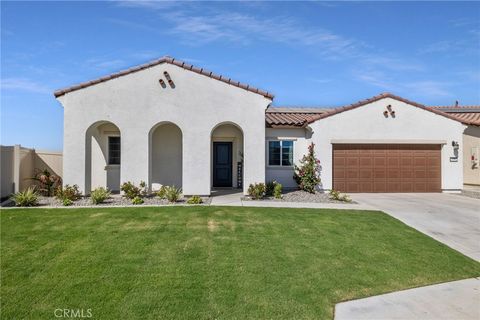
[{"xmin": 0, "ymin": 78, "xmax": 52, "ymax": 94}]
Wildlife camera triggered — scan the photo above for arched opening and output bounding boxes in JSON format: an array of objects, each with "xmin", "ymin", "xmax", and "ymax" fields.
[
  {"xmin": 85, "ymin": 121, "xmax": 121, "ymax": 194},
  {"xmin": 149, "ymin": 122, "xmax": 183, "ymax": 191},
  {"xmin": 210, "ymin": 122, "xmax": 244, "ymax": 190}
]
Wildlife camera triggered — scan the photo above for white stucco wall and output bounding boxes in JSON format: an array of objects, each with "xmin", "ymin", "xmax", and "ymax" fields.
[
  {"xmin": 309, "ymin": 97, "xmax": 466, "ymax": 191},
  {"xmin": 265, "ymin": 128, "xmax": 311, "ymax": 189},
  {"xmin": 58, "ymin": 63, "xmax": 270, "ymax": 195},
  {"xmin": 463, "ymin": 125, "xmax": 480, "ymax": 186}
]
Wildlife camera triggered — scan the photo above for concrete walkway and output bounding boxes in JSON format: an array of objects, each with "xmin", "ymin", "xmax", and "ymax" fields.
[{"xmin": 335, "ymin": 278, "xmax": 480, "ymax": 320}]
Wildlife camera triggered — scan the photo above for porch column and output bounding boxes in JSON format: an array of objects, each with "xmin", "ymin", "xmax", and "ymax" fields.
[
  {"xmin": 64, "ymin": 124, "xmax": 87, "ymax": 194},
  {"xmin": 120, "ymin": 127, "xmax": 149, "ymax": 187},
  {"xmin": 182, "ymin": 130, "xmax": 211, "ymax": 196},
  {"xmin": 243, "ymin": 128, "xmax": 266, "ymax": 194}
]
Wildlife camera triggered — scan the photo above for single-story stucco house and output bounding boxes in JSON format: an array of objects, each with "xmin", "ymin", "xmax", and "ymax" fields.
[{"xmin": 54, "ymin": 56, "xmax": 480, "ymax": 195}]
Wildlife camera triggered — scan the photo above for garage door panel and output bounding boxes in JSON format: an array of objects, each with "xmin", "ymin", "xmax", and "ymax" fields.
[{"xmin": 333, "ymin": 144, "xmax": 441, "ymax": 193}]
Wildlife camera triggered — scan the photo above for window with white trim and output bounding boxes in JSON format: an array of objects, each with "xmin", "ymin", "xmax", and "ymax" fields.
[
  {"xmin": 108, "ymin": 136, "xmax": 121, "ymax": 165},
  {"xmin": 268, "ymin": 140, "xmax": 293, "ymax": 166}
]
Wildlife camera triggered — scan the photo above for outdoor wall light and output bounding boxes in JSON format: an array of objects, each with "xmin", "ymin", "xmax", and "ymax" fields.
[
  {"xmin": 452, "ymin": 141, "xmax": 460, "ymax": 149},
  {"xmin": 158, "ymin": 79, "xmax": 166, "ymax": 88}
]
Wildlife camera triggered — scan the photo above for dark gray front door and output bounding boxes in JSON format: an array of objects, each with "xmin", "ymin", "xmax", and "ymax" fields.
[{"xmin": 213, "ymin": 142, "xmax": 232, "ymax": 187}]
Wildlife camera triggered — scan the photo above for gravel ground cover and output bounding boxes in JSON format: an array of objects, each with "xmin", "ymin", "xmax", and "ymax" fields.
[
  {"xmin": 3, "ymin": 194, "xmax": 211, "ymax": 207},
  {"xmin": 243, "ymin": 190, "xmax": 356, "ymax": 204}
]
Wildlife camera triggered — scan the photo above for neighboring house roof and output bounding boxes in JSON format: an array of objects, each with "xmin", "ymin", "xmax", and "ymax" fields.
[
  {"xmin": 265, "ymin": 93, "xmax": 480, "ymax": 128},
  {"xmin": 265, "ymin": 107, "xmax": 331, "ymax": 127},
  {"xmin": 429, "ymin": 106, "xmax": 480, "ymax": 126},
  {"xmin": 54, "ymin": 56, "xmax": 274, "ymax": 100}
]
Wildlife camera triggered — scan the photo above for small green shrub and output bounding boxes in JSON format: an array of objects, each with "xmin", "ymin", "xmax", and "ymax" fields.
[
  {"xmin": 62, "ymin": 198, "xmax": 73, "ymax": 206},
  {"xmin": 274, "ymin": 183, "xmax": 283, "ymax": 199},
  {"xmin": 265, "ymin": 181, "xmax": 276, "ymax": 196},
  {"xmin": 121, "ymin": 181, "xmax": 147, "ymax": 199},
  {"xmin": 187, "ymin": 195, "xmax": 203, "ymax": 204},
  {"xmin": 156, "ymin": 185, "xmax": 168, "ymax": 199},
  {"xmin": 248, "ymin": 183, "xmax": 266, "ymax": 200},
  {"xmin": 90, "ymin": 187, "xmax": 111, "ymax": 205},
  {"xmin": 165, "ymin": 186, "xmax": 182, "ymax": 203},
  {"xmin": 131, "ymin": 196, "xmax": 144, "ymax": 205},
  {"xmin": 293, "ymin": 142, "xmax": 321, "ymax": 193},
  {"xmin": 56, "ymin": 184, "xmax": 81, "ymax": 202},
  {"xmin": 329, "ymin": 189, "xmax": 352, "ymax": 203},
  {"xmin": 10, "ymin": 187, "xmax": 39, "ymax": 207}
]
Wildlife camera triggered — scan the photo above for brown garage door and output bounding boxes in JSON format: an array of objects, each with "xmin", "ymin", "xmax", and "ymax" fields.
[{"xmin": 333, "ymin": 144, "xmax": 441, "ymax": 193}]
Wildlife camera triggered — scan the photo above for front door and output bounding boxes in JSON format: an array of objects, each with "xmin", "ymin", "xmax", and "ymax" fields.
[{"xmin": 213, "ymin": 142, "xmax": 232, "ymax": 187}]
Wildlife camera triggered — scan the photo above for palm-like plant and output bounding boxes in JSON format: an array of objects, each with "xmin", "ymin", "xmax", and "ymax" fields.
[{"xmin": 30, "ymin": 169, "xmax": 62, "ymax": 196}]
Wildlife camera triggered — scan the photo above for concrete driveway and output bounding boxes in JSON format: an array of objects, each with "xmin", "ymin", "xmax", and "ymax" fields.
[{"xmin": 351, "ymin": 193, "xmax": 480, "ymax": 261}]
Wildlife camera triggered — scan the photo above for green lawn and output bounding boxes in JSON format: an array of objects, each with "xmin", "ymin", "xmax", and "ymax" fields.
[{"xmin": 2, "ymin": 206, "xmax": 479, "ymax": 319}]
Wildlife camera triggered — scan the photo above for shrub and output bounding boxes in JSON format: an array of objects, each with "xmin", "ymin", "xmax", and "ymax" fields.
[
  {"xmin": 274, "ymin": 182, "xmax": 283, "ymax": 199},
  {"xmin": 121, "ymin": 181, "xmax": 147, "ymax": 200},
  {"xmin": 248, "ymin": 183, "xmax": 266, "ymax": 200},
  {"xmin": 156, "ymin": 185, "xmax": 168, "ymax": 199},
  {"xmin": 187, "ymin": 195, "xmax": 203, "ymax": 204},
  {"xmin": 62, "ymin": 198, "xmax": 73, "ymax": 206},
  {"xmin": 165, "ymin": 186, "xmax": 182, "ymax": 203},
  {"xmin": 131, "ymin": 196, "xmax": 144, "ymax": 205},
  {"xmin": 329, "ymin": 189, "xmax": 352, "ymax": 203},
  {"xmin": 293, "ymin": 142, "xmax": 321, "ymax": 193},
  {"xmin": 90, "ymin": 187, "xmax": 111, "ymax": 205},
  {"xmin": 265, "ymin": 181, "xmax": 276, "ymax": 196},
  {"xmin": 30, "ymin": 169, "xmax": 62, "ymax": 196},
  {"xmin": 56, "ymin": 184, "xmax": 82, "ymax": 202},
  {"xmin": 10, "ymin": 187, "xmax": 39, "ymax": 207}
]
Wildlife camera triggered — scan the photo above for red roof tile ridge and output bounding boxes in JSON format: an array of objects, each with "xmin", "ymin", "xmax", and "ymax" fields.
[{"xmin": 54, "ymin": 55, "xmax": 273, "ymax": 100}]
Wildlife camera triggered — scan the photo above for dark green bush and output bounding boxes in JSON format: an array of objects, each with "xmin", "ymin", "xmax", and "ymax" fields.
[{"xmin": 248, "ymin": 183, "xmax": 266, "ymax": 200}]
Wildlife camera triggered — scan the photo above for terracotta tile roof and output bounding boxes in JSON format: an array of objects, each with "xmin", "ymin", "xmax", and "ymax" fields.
[
  {"xmin": 428, "ymin": 106, "xmax": 480, "ymax": 126},
  {"xmin": 265, "ymin": 107, "xmax": 331, "ymax": 127},
  {"xmin": 306, "ymin": 92, "xmax": 480, "ymax": 126},
  {"xmin": 54, "ymin": 56, "xmax": 274, "ymax": 99},
  {"xmin": 441, "ymin": 112, "xmax": 480, "ymax": 125}
]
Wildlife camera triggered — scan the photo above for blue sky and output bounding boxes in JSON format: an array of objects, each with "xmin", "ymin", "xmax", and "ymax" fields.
[{"xmin": 1, "ymin": 1, "xmax": 479, "ymax": 151}]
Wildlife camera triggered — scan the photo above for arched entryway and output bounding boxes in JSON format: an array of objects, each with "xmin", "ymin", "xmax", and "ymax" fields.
[
  {"xmin": 85, "ymin": 121, "xmax": 121, "ymax": 194},
  {"xmin": 149, "ymin": 122, "xmax": 183, "ymax": 191},
  {"xmin": 210, "ymin": 122, "xmax": 244, "ymax": 189}
]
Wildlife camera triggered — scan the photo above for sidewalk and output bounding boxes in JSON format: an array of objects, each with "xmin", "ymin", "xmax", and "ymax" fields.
[{"xmin": 335, "ymin": 278, "xmax": 480, "ymax": 320}]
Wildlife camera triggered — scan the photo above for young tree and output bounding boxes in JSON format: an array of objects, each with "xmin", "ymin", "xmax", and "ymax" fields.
[{"xmin": 293, "ymin": 142, "xmax": 321, "ymax": 193}]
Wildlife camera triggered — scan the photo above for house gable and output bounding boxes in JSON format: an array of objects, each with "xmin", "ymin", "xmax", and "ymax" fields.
[
  {"xmin": 54, "ymin": 56, "xmax": 273, "ymax": 100},
  {"xmin": 307, "ymin": 93, "xmax": 476, "ymax": 126}
]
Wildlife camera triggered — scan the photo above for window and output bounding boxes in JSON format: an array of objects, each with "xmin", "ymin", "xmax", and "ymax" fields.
[
  {"xmin": 108, "ymin": 136, "xmax": 121, "ymax": 165},
  {"xmin": 268, "ymin": 140, "xmax": 293, "ymax": 166}
]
